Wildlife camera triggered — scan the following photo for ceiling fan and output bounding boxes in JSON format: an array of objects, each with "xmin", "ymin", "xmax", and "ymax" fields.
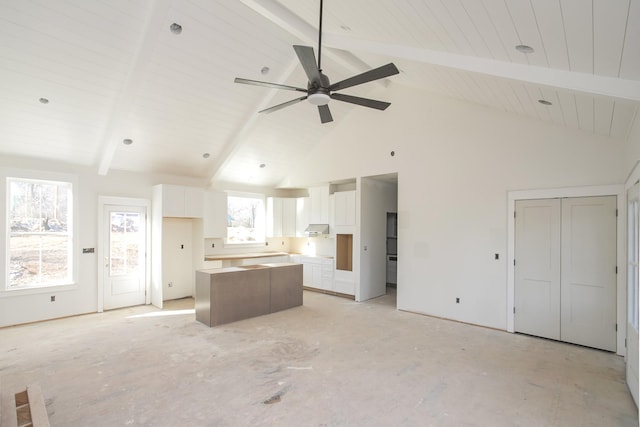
[{"xmin": 234, "ymin": 0, "xmax": 399, "ymax": 124}]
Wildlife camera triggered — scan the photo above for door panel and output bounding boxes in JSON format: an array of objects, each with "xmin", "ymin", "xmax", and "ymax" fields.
[
  {"xmin": 561, "ymin": 196, "xmax": 617, "ymax": 351},
  {"xmin": 104, "ymin": 205, "xmax": 146, "ymax": 310},
  {"xmin": 515, "ymin": 199, "xmax": 561, "ymax": 340}
]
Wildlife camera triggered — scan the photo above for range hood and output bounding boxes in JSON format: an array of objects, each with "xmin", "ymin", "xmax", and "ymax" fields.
[{"xmin": 305, "ymin": 224, "xmax": 329, "ymax": 235}]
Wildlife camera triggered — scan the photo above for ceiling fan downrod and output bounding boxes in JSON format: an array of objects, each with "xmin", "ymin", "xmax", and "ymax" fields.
[{"xmin": 317, "ymin": 0, "xmax": 323, "ymax": 71}]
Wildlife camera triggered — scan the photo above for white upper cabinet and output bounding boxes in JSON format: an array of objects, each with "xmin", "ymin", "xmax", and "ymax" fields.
[
  {"xmin": 158, "ymin": 184, "xmax": 204, "ymax": 218},
  {"xmin": 296, "ymin": 197, "xmax": 310, "ymax": 237},
  {"xmin": 267, "ymin": 197, "xmax": 297, "ymax": 237},
  {"xmin": 334, "ymin": 190, "xmax": 356, "ymax": 226},
  {"xmin": 203, "ymin": 190, "xmax": 227, "ymax": 238},
  {"xmin": 282, "ymin": 198, "xmax": 297, "ymax": 237},
  {"xmin": 308, "ymin": 185, "xmax": 330, "ymax": 224}
]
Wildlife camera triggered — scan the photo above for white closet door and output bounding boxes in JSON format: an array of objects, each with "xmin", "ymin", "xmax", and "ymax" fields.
[
  {"xmin": 560, "ymin": 196, "xmax": 617, "ymax": 351},
  {"xmin": 515, "ymin": 199, "xmax": 562, "ymax": 340}
]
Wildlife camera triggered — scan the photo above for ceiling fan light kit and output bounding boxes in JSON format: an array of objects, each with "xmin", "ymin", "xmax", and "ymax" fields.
[{"xmin": 234, "ymin": 0, "xmax": 398, "ymax": 124}]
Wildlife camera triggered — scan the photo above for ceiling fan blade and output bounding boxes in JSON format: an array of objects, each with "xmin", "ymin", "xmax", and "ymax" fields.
[
  {"xmin": 259, "ymin": 96, "xmax": 308, "ymax": 114},
  {"xmin": 293, "ymin": 45, "xmax": 322, "ymax": 85},
  {"xmin": 318, "ymin": 104, "xmax": 333, "ymax": 123},
  {"xmin": 328, "ymin": 63, "xmax": 399, "ymax": 92},
  {"xmin": 330, "ymin": 93, "xmax": 391, "ymax": 110},
  {"xmin": 234, "ymin": 77, "xmax": 306, "ymax": 92}
]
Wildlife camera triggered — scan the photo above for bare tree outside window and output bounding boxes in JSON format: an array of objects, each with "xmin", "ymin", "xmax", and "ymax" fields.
[
  {"xmin": 226, "ymin": 195, "xmax": 265, "ymax": 244},
  {"xmin": 7, "ymin": 178, "xmax": 73, "ymax": 288}
]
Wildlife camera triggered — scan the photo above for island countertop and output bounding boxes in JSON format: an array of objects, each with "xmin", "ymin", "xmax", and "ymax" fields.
[{"xmin": 203, "ymin": 251, "xmax": 289, "ymax": 261}]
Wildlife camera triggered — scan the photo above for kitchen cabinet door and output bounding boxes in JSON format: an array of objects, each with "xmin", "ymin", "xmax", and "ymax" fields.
[
  {"xmin": 159, "ymin": 184, "xmax": 204, "ymax": 218},
  {"xmin": 184, "ymin": 187, "xmax": 204, "ymax": 218},
  {"xmin": 203, "ymin": 190, "xmax": 227, "ymax": 238},
  {"xmin": 161, "ymin": 184, "xmax": 185, "ymax": 217},
  {"xmin": 282, "ymin": 198, "xmax": 297, "ymax": 237},
  {"xmin": 334, "ymin": 191, "xmax": 356, "ymax": 226},
  {"xmin": 296, "ymin": 197, "xmax": 310, "ymax": 236},
  {"xmin": 266, "ymin": 197, "xmax": 283, "ymax": 237},
  {"xmin": 308, "ymin": 185, "xmax": 329, "ymax": 224}
]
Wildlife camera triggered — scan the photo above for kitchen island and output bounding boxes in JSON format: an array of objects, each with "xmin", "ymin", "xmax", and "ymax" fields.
[{"xmin": 195, "ymin": 262, "xmax": 302, "ymax": 327}]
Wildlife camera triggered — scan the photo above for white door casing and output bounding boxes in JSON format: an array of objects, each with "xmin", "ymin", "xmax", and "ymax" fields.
[
  {"xmin": 627, "ymin": 182, "xmax": 639, "ymax": 406},
  {"xmin": 561, "ymin": 196, "xmax": 617, "ymax": 351},
  {"xmin": 514, "ymin": 199, "xmax": 562, "ymax": 340},
  {"xmin": 102, "ymin": 203, "xmax": 148, "ymax": 310}
]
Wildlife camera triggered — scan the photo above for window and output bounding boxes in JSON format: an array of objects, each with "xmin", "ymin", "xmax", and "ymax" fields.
[
  {"xmin": 226, "ymin": 194, "xmax": 265, "ymax": 244},
  {"xmin": 7, "ymin": 177, "xmax": 73, "ymax": 289}
]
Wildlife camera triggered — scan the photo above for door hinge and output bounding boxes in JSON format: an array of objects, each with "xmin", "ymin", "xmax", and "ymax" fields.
[
  {"xmin": 513, "ymin": 307, "xmax": 516, "ymax": 314},
  {"xmin": 513, "ymin": 259, "xmax": 516, "ymax": 266},
  {"xmin": 615, "ymin": 323, "xmax": 618, "ymax": 331},
  {"xmin": 615, "ymin": 208, "xmax": 618, "ymax": 217},
  {"xmin": 615, "ymin": 266, "xmax": 618, "ymax": 274},
  {"xmin": 514, "ymin": 211, "xmax": 516, "ymax": 219},
  {"xmin": 625, "ymin": 338, "xmax": 628, "ymax": 348}
]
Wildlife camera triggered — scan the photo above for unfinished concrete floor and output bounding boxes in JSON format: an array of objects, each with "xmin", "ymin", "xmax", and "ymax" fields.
[{"xmin": 0, "ymin": 289, "xmax": 637, "ymax": 426}]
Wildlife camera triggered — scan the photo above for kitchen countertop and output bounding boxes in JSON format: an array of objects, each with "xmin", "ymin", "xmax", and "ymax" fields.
[
  {"xmin": 204, "ymin": 251, "xmax": 289, "ymax": 261},
  {"xmin": 204, "ymin": 252, "xmax": 333, "ymax": 261},
  {"xmin": 198, "ymin": 262, "xmax": 300, "ymax": 274}
]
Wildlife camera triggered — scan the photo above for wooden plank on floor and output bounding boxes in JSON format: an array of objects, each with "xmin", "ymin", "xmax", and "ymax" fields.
[
  {"xmin": 0, "ymin": 390, "xmax": 19, "ymax": 427},
  {"xmin": 26, "ymin": 385, "xmax": 49, "ymax": 427}
]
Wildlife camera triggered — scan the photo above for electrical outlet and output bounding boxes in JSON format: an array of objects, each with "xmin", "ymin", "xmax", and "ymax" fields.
[
  {"xmin": 456, "ymin": 297, "xmax": 460, "ymax": 303},
  {"xmin": 494, "ymin": 253, "xmax": 499, "ymax": 260},
  {"xmin": 168, "ymin": 282, "xmax": 173, "ymax": 287},
  {"xmin": 211, "ymin": 243, "xmax": 215, "ymax": 248},
  {"xmin": 50, "ymin": 295, "xmax": 55, "ymax": 302}
]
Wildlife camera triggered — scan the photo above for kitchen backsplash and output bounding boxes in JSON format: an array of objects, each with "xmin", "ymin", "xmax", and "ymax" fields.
[{"xmin": 204, "ymin": 236, "xmax": 335, "ymax": 257}]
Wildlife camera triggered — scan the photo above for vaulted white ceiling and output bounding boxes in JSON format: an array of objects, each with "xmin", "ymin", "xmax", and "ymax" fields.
[{"xmin": 0, "ymin": 0, "xmax": 638, "ymax": 188}]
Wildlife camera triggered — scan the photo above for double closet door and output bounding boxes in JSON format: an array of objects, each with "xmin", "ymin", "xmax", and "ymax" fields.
[{"xmin": 514, "ymin": 196, "xmax": 617, "ymax": 351}]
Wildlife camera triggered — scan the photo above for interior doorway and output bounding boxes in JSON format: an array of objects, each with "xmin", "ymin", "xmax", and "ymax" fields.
[
  {"xmin": 514, "ymin": 196, "xmax": 617, "ymax": 351},
  {"xmin": 359, "ymin": 174, "xmax": 398, "ymax": 303}
]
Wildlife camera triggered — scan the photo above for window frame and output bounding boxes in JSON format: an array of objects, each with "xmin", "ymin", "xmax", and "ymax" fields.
[
  {"xmin": 1, "ymin": 168, "xmax": 78, "ymax": 296},
  {"xmin": 225, "ymin": 191, "xmax": 266, "ymax": 248}
]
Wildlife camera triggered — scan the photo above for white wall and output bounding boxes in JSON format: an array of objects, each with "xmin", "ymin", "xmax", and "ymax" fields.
[
  {"xmin": 283, "ymin": 85, "xmax": 626, "ymax": 330},
  {"xmin": 0, "ymin": 155, "xmax": 207, "ymax": 327}
]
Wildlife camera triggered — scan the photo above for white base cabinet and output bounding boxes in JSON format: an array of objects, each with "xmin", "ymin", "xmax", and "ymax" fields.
[{"xmin": 290, "ymin": 255, "xmax": 334, "ymax": 291}]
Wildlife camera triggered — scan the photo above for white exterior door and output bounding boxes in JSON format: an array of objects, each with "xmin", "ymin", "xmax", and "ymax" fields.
[
  {"xmin": 627, "ymin": 183, "xmax": 639, "ymax": 406},
  {"xmin": 515, "ymin": 199, "xmax": 561, "ymax": 340},
  {"xmin": 103, "ymin": 205, "xmax": 147, "ymax": 310},
  {"xmin": 515, "ymin": 196, "xmax": 617, "ymax": 351},
  {"xmin": 561, "ymin": 196, "xmax": 617, "ymax": 351}
]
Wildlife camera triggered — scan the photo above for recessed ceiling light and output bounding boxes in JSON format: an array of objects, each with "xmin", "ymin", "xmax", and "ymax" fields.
[
  {"xmin": 515, "ymin": 44, "xmax": 534, "ymax": 54},
  {"xmin": 259, "ymin": 163, "xmax": 266, "ymax": 168},
  {"xmin": 261, "ymin": 66, "xmax": 270, "ymax": 75},
  {"xmin": 202, "ymin": 153, "xmax": 210, "ymax": 159},
  {"xmin": 39, "ymin": 97, "xmax": 49, "ymax": 104},
  {"xmin": 170, "ymin": 23, "xmax": 182, "ymax": 34},
  {"xmin": 122, "ymin": 138, "xmax": 133, "ymax": 145},
  {"xmin": 538, "ymin": 99, "xmax": 552, "ymax": 106}
]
